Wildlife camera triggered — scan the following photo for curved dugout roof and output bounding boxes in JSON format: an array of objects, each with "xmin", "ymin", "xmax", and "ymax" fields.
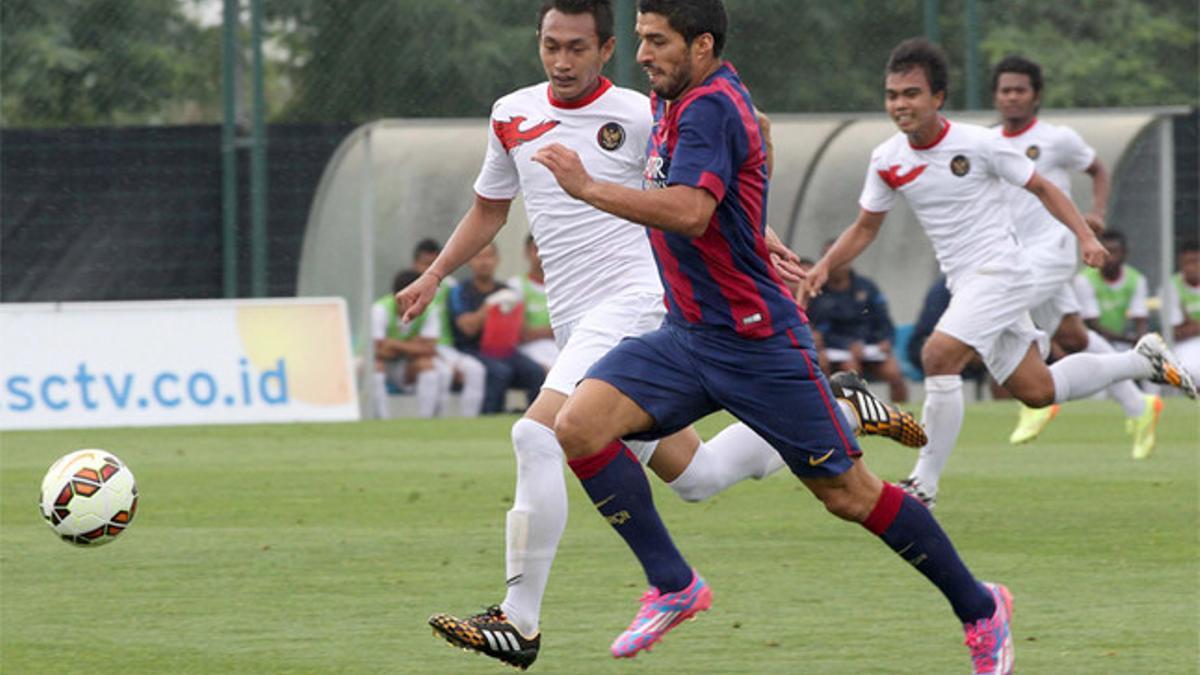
[{"xmin": 299, "ymin": 110, "xmax": 1175, "ymax": 338}]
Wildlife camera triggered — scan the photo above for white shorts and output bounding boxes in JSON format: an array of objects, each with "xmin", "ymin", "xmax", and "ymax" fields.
[
  {"xmin": 545, "ymin": 292, "xmax": 666, "ymax": 463},
  {"xmin": 519, "ymin": 338, "xmax": 558, "ymax": 371},
  {"xmin": 939, "ymin": 264, "xmax": 1049, "ymax": 383},
  {"xmin": 825, "ymin": 344, "xmax": 890, "ymax": 363},
  {"xmin": 1024, "ymin": 233, "xmax": 1081, "ymax": 336}
]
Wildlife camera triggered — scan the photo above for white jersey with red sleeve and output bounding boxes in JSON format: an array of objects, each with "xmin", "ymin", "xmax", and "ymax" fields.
[
  {"xmin": 473, "ymin": 77, "xmax": 662, "ymax": 329},
  {"xmin": 991, "ymin": 118, "xmax": 1095, "ymax": 249},
  {"xmin": 858, "ymin": 119, "xmax": 1036, "ymax": 291}
]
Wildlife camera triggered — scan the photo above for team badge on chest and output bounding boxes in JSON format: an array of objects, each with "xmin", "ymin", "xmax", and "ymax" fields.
[
  {"xmin": 1025, "ymin": 145, "xmax": 1041, "ymax": 160},
  {"xmin": 597, "ymin": 122, "xmax": 625, "ymax": 151},
  {"xmin": 950, "ymin": 154, "xmax": 971, "ymax": 177}
]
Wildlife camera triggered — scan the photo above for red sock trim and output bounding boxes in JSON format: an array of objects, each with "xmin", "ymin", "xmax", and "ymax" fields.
[
  {"xmin": 862, "ymin": 482, "xmax": 906, "ymax": 535},
  {"xmin": 568, "ymin": 440, "xmax": 629, "ymax": 480}
]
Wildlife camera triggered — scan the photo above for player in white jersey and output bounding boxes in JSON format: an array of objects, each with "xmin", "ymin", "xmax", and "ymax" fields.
[
  {"xmin": 988, "ymin": 55, "xmax": 1162, "ymax": 458},
  {"xmin": 803, "ymin": 39, "xmax": 1196, "ymax": 511},
  {"xmin": 397, "ymin": 3, "xmax": 924, "ymax": 669}
]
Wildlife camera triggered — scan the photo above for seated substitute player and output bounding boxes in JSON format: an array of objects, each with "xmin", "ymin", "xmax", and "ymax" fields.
[
  {"xmin": 1073, "ymin": 230, "xmax": 1150, "ymax": 350},
  {"xmin": 411, "ymin": 238, "xmax": 488, "ymax": 417},
  {"xmin": 803, "ymin": 39, "xmax": 1196, "ymax": 512},
  {"xmin": 507, "ymin": 235, "xmax": 558, "ymax": 372},
  {"xmin": 534, "ymin": 6, "xmax": 1011, "ymax": 672},
  {"xmin": 446, "ymin": 242, "xmax": 546, "ymax": 414},
  {"xmin": 989, "ymin": 56, "xmax": 1160, "ymax": 456},
  {"xmin": 806, "ymin": 238, "xmax": 909, "ymax": 403},
  {"xmin": 399, "ymin": 1, "xmax": 923, "ymax": 670},
  {"xmin": 1160, "ymin": 240, "xmax": 1200, "ymax": 390},
  {"xmin": 370, "ymin": 269, "xmax": 448, "ymax": 419}
]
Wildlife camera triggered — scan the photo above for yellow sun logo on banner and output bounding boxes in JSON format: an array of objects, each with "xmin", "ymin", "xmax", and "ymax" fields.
[{"xmin": 235, "ymin": 303, "xmax": 354, "ymax": 406}]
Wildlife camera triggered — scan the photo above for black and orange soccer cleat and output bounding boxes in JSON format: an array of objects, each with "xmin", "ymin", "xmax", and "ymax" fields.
[
  {"xmin": 1135, "ymin": 332, "xmax": 1197, "ymax": 399},
  {"xmin": 829, "ymin": 371, "xmax": 928, "ymax": 449},
  {"xmin": 429, "ymin": 605, "xmax": 540, "ymax": 670}
]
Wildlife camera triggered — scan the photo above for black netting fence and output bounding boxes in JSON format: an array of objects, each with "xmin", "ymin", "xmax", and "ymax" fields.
[{"xmin": 2, "ymin": 0, "xmax": 1197, "ymax": 302}]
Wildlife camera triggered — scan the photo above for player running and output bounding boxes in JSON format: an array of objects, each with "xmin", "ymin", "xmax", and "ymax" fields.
[
  {"xmin": 803, "ymin": 39, "xmax": 1196, "ymax": 510},
  {"xmin": 398, "ymin": 1, "xmax": 923, "ymax": 669},
  {"xmin": 989, "ymin": 55, "xmax": 1163, "ymax": 458},
  {"xmin": 535, "ymin": 8, "xmax": 1009, "ymax": 673}
]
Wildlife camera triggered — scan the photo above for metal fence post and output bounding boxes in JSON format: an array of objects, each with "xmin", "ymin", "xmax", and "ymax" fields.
[
  {"xmin": 250, "ymin": 0, "xmax": 269, "ymax": 297},
  {"xmin": 1159, "ymin": 116, "xmax": 1176, "ymax": 345},
  {"xmin": 221, "ymin": 0, "xmax": 239, "ymax": 298}
]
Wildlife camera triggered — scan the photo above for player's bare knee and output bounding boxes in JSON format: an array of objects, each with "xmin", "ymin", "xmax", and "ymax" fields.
[
  {"xmin": 1055, "ymin": 326, "xmax": 1088, "ymax": 354},
  {"xmin": 1016, "ymin": 385, "xmax": 1055, "ymax": 409},
  {"xmin": 553, "ymin": 408, "xmax": 599, "ymax": 459},
  {"xmin": 1009, "ymin": 375, "xmax": 1055, "ymax": 408},
  {"xmin": 819, "ymin": 488, "xmax": 872, "ymax": 522},
  {"xmin": 920, "ymin": 346, "xmax": 954, "ymax": 375}
]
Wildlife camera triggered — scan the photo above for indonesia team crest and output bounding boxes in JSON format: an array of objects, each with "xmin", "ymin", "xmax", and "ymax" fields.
[
  {"xmin": 1025, "ymin": 145, "xmax": 1041, "ymax": 160},
  {"xmin": 950, "ymin": 154, "xmax": 971, "ymax": 177},
  {"xmin": 597, "ymin": 122, "xmax": 625, "ymax": 151}
]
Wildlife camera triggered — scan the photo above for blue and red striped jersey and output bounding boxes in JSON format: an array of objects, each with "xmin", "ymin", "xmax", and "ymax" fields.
[{"xmin": 642, "ymin": 62, "xmax": 804, "ymax": 339}]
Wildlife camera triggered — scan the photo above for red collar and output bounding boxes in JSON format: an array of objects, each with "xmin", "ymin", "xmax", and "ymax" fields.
[
  {"xmin": 547, "ymin": 76, "xmax": 612, "ymax": 109},
  {"xmin": 1002, "ymin": 117, "xmax": 1038, "ymax": 138},
  {"xmin": 909, "ymin": 117, "xmax": 951, "ymax": 150}
]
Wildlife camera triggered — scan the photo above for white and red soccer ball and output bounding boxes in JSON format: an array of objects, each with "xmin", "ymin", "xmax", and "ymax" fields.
[{"xmin": 39, "ymin": 449, "xmax": 138, "ymax": 547}]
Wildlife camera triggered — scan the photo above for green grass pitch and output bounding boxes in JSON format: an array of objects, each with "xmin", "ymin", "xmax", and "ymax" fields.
[{"xmin": 2, "ymin": 400, "xmax": 1197, "ymax": 674}]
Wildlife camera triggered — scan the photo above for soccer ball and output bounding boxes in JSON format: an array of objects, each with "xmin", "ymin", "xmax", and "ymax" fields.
[{"xmin": 39, "ymin": 449, "xmax": 138, "ymax": 547}]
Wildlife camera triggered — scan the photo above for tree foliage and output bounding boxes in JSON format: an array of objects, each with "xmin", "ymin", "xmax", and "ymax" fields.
[
  {"xmin": 1, "ymin": 0, "xmax": 221, "ymax": 126},
  {"xmin": 2, "ymin": 0, "xmax": 1196, "ymax": 128},
  {"xmin": 265, "ymin": 0, "xmax": 545, "ymax": 122},
  {"xmin": 980, "ymin": 0, "xmax": 1199, "ymax": 107}
]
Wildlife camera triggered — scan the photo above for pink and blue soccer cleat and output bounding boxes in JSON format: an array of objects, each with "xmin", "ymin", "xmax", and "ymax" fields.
[
  {"xmin": 963, "ymin": 582, "xmax": 1014, "ymax": 675},
  {"xmin": 610, "ymin": 569, "xmax": 712, "ymax": 658}
]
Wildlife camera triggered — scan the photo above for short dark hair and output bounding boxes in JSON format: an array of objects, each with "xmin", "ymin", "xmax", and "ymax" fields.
[
  {"xmin": 1101, "ymin": 230, "xmax": 1127, "ymax": 249},
  {"xmin": 886, "ymin": 38, "xmax": 949, "ymax": 100},
  {"xmin": 412, "ymin": 238, "xmax": 441, "ymax": 261},
  {"xmin": 392, "ymin": 269, "xmax": 422, "ymax": 295},
  {"xmin": 637, "ymin": 0, "xmax": 727, "ymax": 57},
  {"xmin": 538, "ymin": 0, "xmax": 614, "ymax": 45},
  {"xmin": 1178, "ymin": 239, "xmax": 1199, "ymax": 255},
  {"xmin": 991, "ymin": 54, "xmax": 1043, "ymax": 94}
]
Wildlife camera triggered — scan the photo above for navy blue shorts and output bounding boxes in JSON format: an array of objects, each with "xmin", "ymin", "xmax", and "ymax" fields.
[{"xmin": 586, "ymin": 320, "xmax": 862, "ymax": 479}]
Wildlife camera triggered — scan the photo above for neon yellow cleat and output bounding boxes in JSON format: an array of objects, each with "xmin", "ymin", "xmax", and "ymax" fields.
[
  {"xmin": 1008, "ymin": 403, "xmax": 1060, "ymax": 445},
  {"xmin": 1129, "ymin": 394, "xmax": 1164, "ymax": 460}
]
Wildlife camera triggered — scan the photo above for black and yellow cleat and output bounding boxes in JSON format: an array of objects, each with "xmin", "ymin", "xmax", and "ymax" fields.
[
  {"xmin": 829, "ymin": 371, "xmax": 928, "ymax": 448},
  {"xmin": 429, "ymin": 605, "xmax": 540, "ymax": 670}
]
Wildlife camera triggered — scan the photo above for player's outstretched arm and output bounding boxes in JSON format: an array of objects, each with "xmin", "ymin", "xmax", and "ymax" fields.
[
  {"xmin": 531, "ymin": 143, "xmax": 716, "ymax": 238},
  {"xmin": 801, "ymin": 209, "xmax": 886, "ymax": 305},
  {"xmin": 396, "ymin": 195, "xmax": 511, "ymax": 322},
  {"xmin": 1083, "ymin": 158, "xmax": 1110, "ymax": 235},
  {"xmin": 1023, "ymin": 172, "xmax": 1107, "ymax": 268}
]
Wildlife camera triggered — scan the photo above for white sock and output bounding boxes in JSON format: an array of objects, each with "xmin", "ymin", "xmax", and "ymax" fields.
[
  {"xmin": 911, "ymin": 375, "xmax": 963, "ymax": 494},
  {"xmin": 457, "ymin": 355, "xmax": 486, "ymax": 417},
  {"xmin": 1083, "ymin": 330, "xmax": 1146, "ymax": 417},
  {"xmin": 434, "ymin": 361, "xmax": 453, "ymax": 417},
  {"xmin": 372, "ymin": 372, "xmax": 389, "ymax": 419},
  {"xmin": 1050, "ymin": 350, "xmax": 1154, "ymax": 403},
  {"xmin": 668, "ymin": 423, "xmax": 785, "ymax": 502},
  {"xmin": 500, "ymin": 418, "xmax": 567, "ymax": 638},
  {"xmin": 414, "ymin": 368, "xmax": 440, "ymax": 418},
  {"xmin": 836, "ymin": 399, "xmax": 862, "ymax": 434}
]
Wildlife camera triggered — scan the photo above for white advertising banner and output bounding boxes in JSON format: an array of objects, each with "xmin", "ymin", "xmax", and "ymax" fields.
[{"xmin": 0, "ymin": 298, "xmax": 360, "ymax": 430}]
